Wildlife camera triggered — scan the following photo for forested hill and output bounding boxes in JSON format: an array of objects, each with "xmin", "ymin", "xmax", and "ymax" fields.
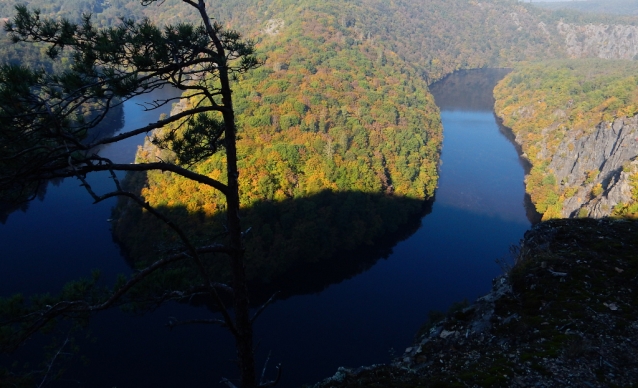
[
  {"xmin": 112, "ymin": 0, "xmax": 444, "ymax": 283},
  {"xmin": 4, "ymin": 0, "xmax": 636, "ymax": 82},
  {"xmin": 5, "ymin": 0, "xmax": 638, "ymax": 283},
  {"xmin": 106, "ymin": 0, "xmax": 596, "ymax": 274},
  {"xmin": 532, "ymin": 0, "xmax": 638, "ymax": 16},
  {"xmin": 220, "ymin": 0, "xmax": 567, "ymax": 82}
]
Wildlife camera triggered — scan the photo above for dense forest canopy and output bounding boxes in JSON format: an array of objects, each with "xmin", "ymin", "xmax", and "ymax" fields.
[
  {"xmin": 112, "ymin": 0, "xmax": 443, "ymax": 278},
  {"xmin": 4, "ymin": 0, "xmax": 634, "ymax": 82}
]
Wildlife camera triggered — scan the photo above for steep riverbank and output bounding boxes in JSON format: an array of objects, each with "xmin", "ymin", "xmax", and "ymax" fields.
[
  {"xmin": 504, "ymin": 112, "xmax": 638, "ymax": 219},
  {"xmin": 544, "ymin": 116, "xmax": 638, "ymax": 218},
  {"xmin": 494, "ymin": 59, "xmax": 638, "ymax": 220},
  {"xmin": 313, "ymin": 217, "xmax": 638, "ymax": 387}
]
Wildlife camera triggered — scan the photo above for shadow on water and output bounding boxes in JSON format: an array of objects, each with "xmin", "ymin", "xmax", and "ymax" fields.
[
  {"xmin": 495, "ymin": 117, "xmax": 543, "ymax": 224},
  {"xmin": 112, "ymin": 177, "xmax": 433, "ymax": 307},
  {"xmin": 247, "ymin": 196, "xmax": 433, "ymax": 303}
]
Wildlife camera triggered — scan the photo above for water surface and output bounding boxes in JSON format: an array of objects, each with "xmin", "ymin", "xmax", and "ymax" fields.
[{"xmin": 0, "ymin": 69, "xmax": 534, "ymax": 387}]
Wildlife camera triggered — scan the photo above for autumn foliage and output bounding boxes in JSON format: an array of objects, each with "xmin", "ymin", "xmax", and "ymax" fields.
[{"xmin": 113, "ymin": 6, "xmax": 442, "ymax": 277}]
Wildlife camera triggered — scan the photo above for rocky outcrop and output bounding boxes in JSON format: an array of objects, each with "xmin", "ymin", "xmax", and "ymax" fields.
[
  {"xmin": 540, "ymin": 116, "xmax": 638, "ymax": 217},
  {"xmin": 263, "ymin": 18, "xmax": 284, "ymax": 36},
  {"xmin": 558, "ymin": 21, "xmax": 638, "ymax": 59},
  {"xmin": 586, "ymin": 160, "xmax": 638, "ymax": 217}
]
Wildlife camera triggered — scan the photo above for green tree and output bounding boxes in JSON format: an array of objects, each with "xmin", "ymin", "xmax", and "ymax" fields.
[{"xmin": 0, "ymin": 2, "xmax": 272, "ymax": 387}]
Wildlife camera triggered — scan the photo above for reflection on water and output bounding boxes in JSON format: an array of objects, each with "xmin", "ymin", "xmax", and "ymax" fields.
[
  {"xmin": 430, "ymin": 68, "xmax": 540, "ymax": 224},
  {"xmin": 435, "ymin": 110, "xmax": 530, "ymax": 223},
  {"xmin": 1, "ymin": 70, "xmax": 535, "ymax": 388}
]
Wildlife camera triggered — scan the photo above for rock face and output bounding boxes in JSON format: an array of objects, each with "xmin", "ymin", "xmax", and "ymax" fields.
[
  {"xmin": 541, "ymin": 116, "xmax": 638, "ymax": 217},
  {"xmin": 558, "ymin": 21, "xmax": 638, "ymax": 59},
  {"xmin": 263, "ymin": 18, "xmax": 284, "ymax": 36}
]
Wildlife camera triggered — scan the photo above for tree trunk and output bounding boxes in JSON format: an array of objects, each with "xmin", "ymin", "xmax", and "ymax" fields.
[
  {"xmin": 221, "ymin": 72, "xmax": 256, "ymax": 388},
  {"xmin": 195, "ymin": 0, "xmax": 257, "ymax": 384}
]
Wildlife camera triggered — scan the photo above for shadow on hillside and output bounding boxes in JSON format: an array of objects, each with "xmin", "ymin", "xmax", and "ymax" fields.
[
  {"xmin": 245, "ymin": 192, "xmax": 433, "ymax": 303},
  {"xmin": 111, "ymin": 176, "xmax": 433, "ymax": 307}
]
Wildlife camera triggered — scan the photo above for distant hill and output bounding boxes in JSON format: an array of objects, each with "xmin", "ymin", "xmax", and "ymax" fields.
[
  {"xmin": 532, "ymin": 0, "xmax": 638, "ymax": 16},
  {"xmin": 4, "ymin": 0, "xmax": 638, "ymax": 78}
]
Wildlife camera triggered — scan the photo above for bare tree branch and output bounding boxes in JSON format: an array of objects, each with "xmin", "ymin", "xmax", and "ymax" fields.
[
  {"xmin": 220, "ymin": 377, "xmax": 239, "ymax": 388},
  {"xmin": 74, "ymin": 172, "xmax": 239, "ymax": 337},
  {"xmin": 37, "ymin": 337, "xmax": 70, "ymax": 388},
  {"xmin": 89, "ymin": 105, "xmax": 222, "ymax": 148},
  {"xmin": 259, "ymin": 363, "xmax": 282, "ymax": 388},
  {"xmin": 251, "ymin": 292, "xmax": 280, "ymax": 324},
  {"xmin": 75, "ymin": 161, "xmax": 229, "ymax": 195}
]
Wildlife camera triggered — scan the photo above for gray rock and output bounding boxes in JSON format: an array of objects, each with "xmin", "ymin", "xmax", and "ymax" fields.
[
  {"xmin": 588, "ymin": 162, "xmax": 637, "ymax": 218},
  {"xmin": 328, "ymin": 367, "xmax": 348, "ymax": 383},
  {"xmin": 539, "ymin": 116, "xmax": 638, "ymax": 218},
  {"xmin": 558, "ymin": 22, "xmax": 638, "ymax": 60}
]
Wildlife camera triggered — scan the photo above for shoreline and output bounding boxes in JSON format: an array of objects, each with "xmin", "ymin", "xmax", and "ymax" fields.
[{"xmin": 313, "ymin": 217, "xmax": 638, "ymax": 387}]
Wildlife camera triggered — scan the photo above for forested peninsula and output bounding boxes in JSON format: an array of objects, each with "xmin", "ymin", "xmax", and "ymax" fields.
[{"xmin": 110, "ymin": 1, "xmax": 445, "ymax": 285}]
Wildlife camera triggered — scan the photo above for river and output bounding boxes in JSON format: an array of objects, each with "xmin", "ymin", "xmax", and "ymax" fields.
[{"xmin": 0, "ymin": 69, "xmax": 534, "ymax": 387}]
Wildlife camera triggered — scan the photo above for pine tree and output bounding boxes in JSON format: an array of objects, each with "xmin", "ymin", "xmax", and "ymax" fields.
[{"xmin": 0, "ymin": 2, "xmax": 273, "ymax": 386}]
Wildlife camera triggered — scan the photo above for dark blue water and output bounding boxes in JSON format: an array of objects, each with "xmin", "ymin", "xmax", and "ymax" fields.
[{"xmin": 0, "ymin": 69, "xmax": 533, "ymax": 387}]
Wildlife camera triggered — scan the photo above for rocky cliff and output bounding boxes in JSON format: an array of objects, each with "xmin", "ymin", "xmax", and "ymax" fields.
[
  {"xmin": 494, "ymin": 60, "xmax": 638, "ymax": 220},
  {"xmin": 558, "ymin": 21, "xmax": 638, "ymax": 60},
  {"xmin": 527, "ymin": 116, "xmax": 638, "ymax": 218}
]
